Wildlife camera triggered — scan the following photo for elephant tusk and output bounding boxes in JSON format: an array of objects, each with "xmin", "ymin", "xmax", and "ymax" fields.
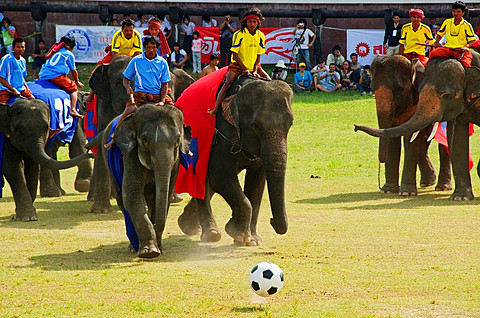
[
  {"xmin": 427, "ymin": 122, "xmax": 439, "ymax": 142},
  {"xmin": 410, "ymin": 131, "xmax": 420, "ymax": 143}
]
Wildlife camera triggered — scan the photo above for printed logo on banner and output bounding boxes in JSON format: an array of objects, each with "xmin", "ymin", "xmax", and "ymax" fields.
[
  {"xmin": 202, "ymin": 36, "xmax": 219, "ymax": 56},
  {"xmin": 264, "ymin": 28, "xmax": 295, "ymax": 61},
  {"xmin": 355, "ymin": 42, "xmax": 370, "ymax": 57},
  {"xmin": 65, "ymin": 29, "xmax": 91, "ymax": 60}
]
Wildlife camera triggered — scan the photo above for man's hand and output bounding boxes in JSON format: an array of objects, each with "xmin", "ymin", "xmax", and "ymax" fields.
[
  {"xmin": 242, "ymin": 69, "xmax": 251, "ymax": 76},
  {"xmin": 126, "ymin": 87, "xmax": 134, "ymax": 95},
  {"xmin": 77, "ymin": 81, "xmax": 84, "ymax": 88},
  {"xmin": 11, "ymin": 88, "xmax": 20, "ymax": 96}
]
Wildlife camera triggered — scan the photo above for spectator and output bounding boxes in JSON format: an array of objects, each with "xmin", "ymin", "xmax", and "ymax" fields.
[
  {"xmin": 143, "ymin": 18, "xmax": 171, "ymax": 58},
  {"xmin": 158, "ymin": 15, "xmax": 172, "ymax": 39},
  {"xmin": 316, "ymin": 63, "xmax": 341, "ymax": 93},
  {"xmin": 31, "ymin": 39, "xmax": 47, "ymax": 78},
  {"xmin": 310, "ymin": 59, "xmax": 327, "ymax": 89},
  {"xmin": 349, "ymin": 53, "xmax": 361, "ymax": 84},
  {"xmin": 200, "ymin": 53, "xmax": 219, "ymax": 77},
  {"xmin": 399, "ymin": 9, "xmax": 434, "ymax": 66},
  {"xmin": 293, "ymin": 62, "xmax": 314, "ymax": 93},
  {"xmin": 0, "ymin": 38, "xmax": 34, "ymax": 103},
  {"xmin": 122, "ymin": 13, "xmax": 134, "ymax": 24},
  {"xmin": 428, "ymin": 17, "xmax": 437, "ymax": 30},
  {"xmin": 39, "ymin": 36, "xmax": 84, "ymax": 118},
  {"xmin": 135, "ymin": 14, "xmax": 149, "ymax": 28},
  {"xmin": 111, "ymin": 19, "xmax": 143, "ymax": 60},
  {"xmin": 1, "ymin": 18, "xmax": 16, "ymax": 55},
  {"xmin": 202, "ymin": 15, "xmax": 217, "ymax": 27},
  {"xmin": 383, "ymin": 12, "xmax": 402, "ymax": 56},
  {"xmin": 111, "ymin": 19, "xmax": 119, "ymax": 27},
  {"xmin": 218, "ymin": 12, "xmax": 237, "ymax": 67},
  {"xmin": 293, "ymin": 18, "xmax": 316, "ymax": 70},
  {"xmin": 357, "ymin": 65, "xmax": 372, "ymax": 95},
  {"xmin": 340, "ymin": 60, "xmax": 353, "ymax": 90},
  {"xmin": 191, "ymin": 31, "xmax": 205, "ymax": 74},
  {"xmin": 326, "ymin": 45, "xmax": 345, "ymax": 72},
  {"xmin": 271, "ymin": 60, "xmax": 288, "ymax": 81},
  {"xmin": 180, "ymin": 15, "xmax": 195, "ymax": 59},
  {"xmin": 171, "ymin": 42, "xmax": 188, "ymax": 70}
]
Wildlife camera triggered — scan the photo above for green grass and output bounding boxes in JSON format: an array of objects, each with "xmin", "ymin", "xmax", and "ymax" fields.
[{"xmin": 2, "ymin": 80, "xmax": 480, "ymax": 317}]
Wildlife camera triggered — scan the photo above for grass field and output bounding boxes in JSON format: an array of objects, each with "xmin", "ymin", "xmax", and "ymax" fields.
[{"xmin": 1, "ymin": 71, "xmax": 480, "ymax": 317}]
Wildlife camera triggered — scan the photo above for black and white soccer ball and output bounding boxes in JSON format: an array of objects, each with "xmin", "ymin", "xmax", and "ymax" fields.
[{"xmin": 249, "ymin": 262, "xmax": 284, "ymax": 297}]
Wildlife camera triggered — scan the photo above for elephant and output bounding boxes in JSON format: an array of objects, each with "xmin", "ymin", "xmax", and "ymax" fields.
[
  {"xmin": 89, "ymin": 103, "xmax": 191, "ymax": 258},
  {"xmin": 39, "ymin": 90, "xmax": 93, "ymax": 197},
  {"xmin": 177, "ymin": 77, "xmax": 294, "ymax": 246},
  {"xmin": 0, "ymin": 99, "xmax": 94, "ymax": 221},
  {"xmin": 355, "ymin": 49, "xmax": 480, "ymax": 201},
  {"xmin": 88, "ymin": 55, "xmax": 194, "ymax": 213},
  {"xmin": 369, "ymin": 55, "xmax": 451, "ymax": 196}
]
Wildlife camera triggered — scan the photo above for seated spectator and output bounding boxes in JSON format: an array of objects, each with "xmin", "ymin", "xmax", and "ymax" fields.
[
  {"xmin": 316, "ymin": 63, "xmax": 341, "ymax": 92},
  {"xmin": 111, "ymin": 18, "xmax": 119, "ymax": 27},
  {"xmin": 31, "ymin": 39, "xmax": 48, "ymax": 78},
  {"xmin": 310, "ymin": 59, "xmax": 327, "ymax": 88},
  {"xmin": 135, "ymin": 14, "xmax": 149, "ymax": 28},
  {"xmin": 202, "ymin": 15, "xmax": 218, "ymax": 27},
  {"xmin": 349, "ymin": 53, "xmax": 361, "ymax": 83},
  {"xmin": 340, "ymin": 60, "xmax": 354, "ymax": 90},
  {"xmin": 293, "ymin": 62, "xmax": 314, "ymax": 93},
  {"xmin": 171, "ymin": 42, "xmax": 188, "ymax": 70},
  {"xmin": 122, "ymin": 14, "xmax": 134, "ymax": 24},
  {"xmin": 200, "ymin": 53, "xmax": 219, "ymax": 77},
  {"xmin": 326, "ymin": 45, "xmax": 345, "ymax": 72},
  {"xmin": 357, "ymin": 65, "xmax": 372, "ymax": 95},
  {"xmin": 271, "ymin": 60, "xmax": 288, "ymax": 81},
  {"xmin": 1, "ymin": 17, "xmax": 16, "ymax": 55}
]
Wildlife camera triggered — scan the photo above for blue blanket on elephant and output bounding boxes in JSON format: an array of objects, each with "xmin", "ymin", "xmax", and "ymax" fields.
[{"xmin": 8, "ymin": 80, "xmax": 78, "ymax": 149}]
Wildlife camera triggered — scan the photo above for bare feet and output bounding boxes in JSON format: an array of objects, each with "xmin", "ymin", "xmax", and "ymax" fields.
[
  {"xmin": 104, "ymin": 139, "xmax": 115, "ymax": 150},
  {"xmin": 70, "ymin": 109, "xmax": 84, "ymax": 119}
]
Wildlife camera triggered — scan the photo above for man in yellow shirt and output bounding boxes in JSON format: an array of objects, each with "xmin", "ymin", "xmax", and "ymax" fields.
[
  {"xmin": 111, "ymin": 19, "xmax": 143, "ymax": 58},
  {"xmin": 398, "ymin": 9, "xmax": 434, "ymax": 66},
  {"xmin": 208, "ymin": 8, "xmax": 269, "ymax": 115},
  {"xmin": 430, "ymin": 1, "xmax": 476, "ymax": 67}
]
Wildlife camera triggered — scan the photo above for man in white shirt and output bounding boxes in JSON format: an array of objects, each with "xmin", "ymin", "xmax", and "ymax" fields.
[{"xmin": 293, "ymin": 18, "xmax": 316, "ymax": 70}]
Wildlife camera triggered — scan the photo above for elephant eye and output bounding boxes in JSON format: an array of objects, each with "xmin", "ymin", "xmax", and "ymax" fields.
[
  {"xmin": 440, "ymin": 92, "xmax": 452, "ymax": 99},
  {"xmin": 252, "ymin": 123, "xmax": 261, "ymax": 132}
]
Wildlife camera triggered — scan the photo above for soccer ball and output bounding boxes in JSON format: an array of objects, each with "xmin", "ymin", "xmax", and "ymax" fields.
[{"xmin": 249, "ymin": 262, "xmax": 284, "ymax": 297}]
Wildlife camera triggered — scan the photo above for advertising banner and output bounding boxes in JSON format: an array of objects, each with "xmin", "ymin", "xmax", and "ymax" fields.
[{"xmin": 346, "ymin": 29, "xmax": 386, "ymax": 66}]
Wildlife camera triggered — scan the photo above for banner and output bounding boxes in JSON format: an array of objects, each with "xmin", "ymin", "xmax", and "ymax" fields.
[{"xmin": 346, "ymin": 29, "xmax": 386, "ymax": 66}]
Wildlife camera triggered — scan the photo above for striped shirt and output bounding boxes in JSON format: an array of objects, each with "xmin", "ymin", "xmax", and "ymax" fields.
[
  {"xmin": 437, "ymin": 18, "xmax": 477, "ymax": 49},
  {"xmin": 399, "ymin": 22, "xmax": 434, "ymax": 55},
  {"xmin": 230, "ymin": 29, "xmax": 265, "ymax": 71}
]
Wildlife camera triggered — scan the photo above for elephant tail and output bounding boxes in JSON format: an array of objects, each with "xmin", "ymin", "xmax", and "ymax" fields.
[{"xmin": 85, "ymin": 130, "xmax": 104, "ymax": 150}]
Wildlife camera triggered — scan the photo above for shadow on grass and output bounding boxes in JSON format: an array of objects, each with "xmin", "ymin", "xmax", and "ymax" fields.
[
  {"xmin": 17, "ymin": 235, "xmax": 240, "ymax": 271},
  {"xmin": 0, "ymin": 199, "xmax": 123, "ymax": 230},
  {"xmin": 232, "ymin": 306, "xmax": 266, "ymax": 313}
]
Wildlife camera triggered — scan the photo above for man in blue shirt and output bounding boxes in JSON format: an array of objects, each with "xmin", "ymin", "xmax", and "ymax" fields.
[
  {"xmin": 293, "ymin": 62, "xmax": 314, "ymax": 93},
  {"xmin": 315, "ymin": 63, "xmax": 341, "ymax": 92},
  {"xmin": 105, "ymin": 36, "xmax": 171, "ymax": 150},
  {"xmin": 39, "ymin": 36, "xmax": 84, "ymax": 118},
  {"xmin": 0, "ymin": 37, "xmax": 34, "ymax": 103}
]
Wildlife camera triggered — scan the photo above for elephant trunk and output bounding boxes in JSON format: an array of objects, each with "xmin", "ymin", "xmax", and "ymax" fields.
[
  {"xmin": 262, "ymin": 131, "xmax": 288, "ymax": 235},
  {"xmin": 375, "ymin": 86, "xmax": 395, "ymax": 163},
  {"xmin": 27, "ymin": 139, "xmax": 93, "ymax": 170},
  {"xmin": 152, "ymin": 153, "xmax": 174, "ymax": 235}
]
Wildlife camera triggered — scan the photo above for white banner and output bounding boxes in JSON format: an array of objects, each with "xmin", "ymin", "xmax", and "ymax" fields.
[{"xmin": 347, "ymin": 29, "xmax": 385, "ymax": 66}]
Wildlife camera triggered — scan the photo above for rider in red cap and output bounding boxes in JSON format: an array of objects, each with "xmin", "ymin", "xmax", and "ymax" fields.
[{"xmin": 398, "ymin": 9, "xmax": 434, "ymax": 66}]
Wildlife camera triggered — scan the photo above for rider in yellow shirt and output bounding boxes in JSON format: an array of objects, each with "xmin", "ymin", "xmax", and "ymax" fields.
[{"xmin": 398, "ymin": 9, "xmax": 434, "ymax": 66}]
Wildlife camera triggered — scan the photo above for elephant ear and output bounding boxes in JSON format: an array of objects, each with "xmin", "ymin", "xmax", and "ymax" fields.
[
  {"xmin": 89, "ymin": 64, "xmax": 111, "ymax": 102},
  {"xmin": 181, "ymin": 125, "xmax": 192, "ymax": 155},
  {"xmin": 411, "ymin": 59, "xmax": 425, "ymax": 92},
  {"xmin": 464, "ymin": 67, "xmax": 480, "ymax": 103},
  {"xmin": 0, "ymin": 103, "xmax": 10, "ymax": 135},
  {"xmin": 114, "ymin": 116, "xmax": 136, "ymax": 154}
]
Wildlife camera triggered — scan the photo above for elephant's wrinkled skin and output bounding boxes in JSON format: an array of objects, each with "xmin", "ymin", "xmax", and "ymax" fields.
[
  {"xmin": 0, "ymin": 100, "xmax": 94, "ymax": 221},
  {"xmin": 88, "ymin": 55, "xmax": 194, "ymax": 213},
  {"xmin": 178, "ymin": 78, "xmax": 294, "ymax": 246},
  {"xmin": 370, "ymin": 55, "xmax": 451, "ymax": 196},
  {"xmin": 355, "ymin": 49, "xmax": 480, "ymax": 200},
  {"xmin": 39, "ymin": 91, "xmax": 93, "ymax": 197},
  {"xmin": 96, "ymin": 104, "xmax": 190, "ymax": 258}
]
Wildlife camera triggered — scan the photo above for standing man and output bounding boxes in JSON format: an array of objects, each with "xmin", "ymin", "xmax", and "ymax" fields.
[
  {"xmin": 293, "ymin": 18, "xmax": 316, "ymax": 70},
  {"xmin": 218, "ymin": 12, "xmax": 237, "ymax": 68},
  {"xmin": 398, "ymin": 9, "xmax": 434, "ymax": 66},
  {"xmin": 0, "ymin": 37, "xmax": 34, "ymax": 102},
  {"xmin": 430, "ymin": 1, "xmax": 477, "ymax": 67},
  {"xmin": 111, "ymin": 19, "xmax": 143, "ymax": 59},
  {"xmin": 383, "ymin": 12, "xmax": 402, "ymax": 56}
]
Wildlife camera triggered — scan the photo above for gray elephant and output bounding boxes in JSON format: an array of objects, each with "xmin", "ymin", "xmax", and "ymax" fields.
[
  {"xmin": 88, "ymin": 104, "xmax": 191, "ymax": 258},
  {"xmin": 0, "ymin": 99, "xmax": 93, "ymax": 221},
  {"xmin": 177, "ymin": 78, "xmax": 294, "ymax": 246},
  {"xmin": 370, "ymin": 55, "xmax": 451, "ymax": 196},
  {"xmin": 88, "ymin": 55, "xmax": 194, "ymax": 213},
  {"xmin": 39, "ymin": 90, "xmax": 92, "ymax": 197},
  {"xmin": 355, "ymin": 49, "xmax": 480, "ymax": 200}
]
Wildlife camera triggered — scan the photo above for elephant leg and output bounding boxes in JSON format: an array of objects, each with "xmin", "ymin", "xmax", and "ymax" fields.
[
  {"xmin": 24, "ymin": 157, "xmax": 40, "ymax": 202},
  {"xmin": 178, "ymin": 198, "xmax": 202, "ymax": 236},
  {"xmin": 39, "ymin": 141, "xmax": 63, "ymax": 197},
  {"xmin": 435, "ymin": 143, "xmax": 452, "ymax": 191},
  {"xmin": 90, "ymin": 148, "xmax": 113, "ymax": 213},
  {"xmin": 196, "ymin": 183, "xmax": 221, "ymax": 243},
  {"xmin": 243, "ymin": 166, "xmax": 266, "ymax": 246},
  {"xmin": 382, "ymin": 136, "xmax": 401, "ymax": 193},
  {"xmin": 399, "ymin": 134, "xmax": 421, "ymax": 196},
  {"xmin": 70, "ymin": 124, "xmax": 92, "ymax": 193},
  {"xmin": 3, "ymin": 143, "xmax": 38, "ymax": 221},
  {"xmin": 417, "ymin": 138, "xmax": 437, "ymax": 188},
  {"xmin": 448, "ymin": 118, "xmax": 473, "ymax": 200}
]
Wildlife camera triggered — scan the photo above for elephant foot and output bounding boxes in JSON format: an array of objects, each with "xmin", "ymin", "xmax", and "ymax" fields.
[
  {"xmin": 225, "ymin": 219, "xmax": 252, "ymax": 246},
  {"xmin": 380, "ymin": 183, "xmax": 399, "ymax": 194},
  {"xmin": 40, "ymin": 186, "xmax": 62, "ymax": 197},
  {"xmin": 420, "ymin": 180, "xmax": 436, "ymax": 188},
  {"xmin": 251, "ymin": 234, "xmax": 262, "ymax": 246},
  {"xmin": 90, "ymin": 201, "xmax": 114, "ymax": 214},
  {"xmin": 169, "ymin": 193, "xmax": 183, "ymax": 204},
  {"xmin": 138, "ymin": 243, "xmax": 161, "ymax": 258},
  {"xmin": 74, "ymin": 178, "xmax": 90, "ymax": 193},
  {"xmin": 15, "ymin": 208, "xmax": 38, "ymax": 222},
  {"xmin": 420, "ymin": 173, "xmax": 437, "ymax": 188},
  {"xmin": 450, "ymin": 189, "xmax": 474, "ymax": 201},
  {"xmin": 435, "ymin": 182, "xmax": 452, "ymax": 191},
  {"xmin": 200, "ymin": 228, "xmax": 222, "ymax": 242},
  {"xmin": 399, "ymin": 184, "xmax": 417, "ymax": 196},
  {"xmin": 178, "ymin": 206, "xmax": 201, "ymax": 236}
]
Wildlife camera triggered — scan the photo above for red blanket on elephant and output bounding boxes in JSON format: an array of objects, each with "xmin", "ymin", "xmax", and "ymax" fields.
[{"xmin": 175, "ymin": 67, "xmax": 228, "ymax": 199}]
